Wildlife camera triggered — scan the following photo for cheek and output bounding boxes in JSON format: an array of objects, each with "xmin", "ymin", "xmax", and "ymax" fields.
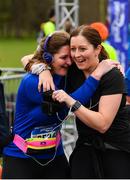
[
  {"xmin": 52, "ymin": 61, "xmax": 62, "ymax": 70},
  {"xmin": 51, "ymin": 62, "xmax": 59, "ymax": 71},
  {"xmin": 85, "ymin": 50, "xmax": 95, "ymax": 58}
]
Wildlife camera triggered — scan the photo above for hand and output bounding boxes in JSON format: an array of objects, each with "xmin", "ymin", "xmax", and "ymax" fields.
[
  {"xmin": 21, "ymin": 54, "xmax": 34, "ymax": 68},
  {"xmin": 91, "ymin": 59, "xmax": 121, "ymax": 80},
  {"xmin": 116, "ymin": 64, "xmax": 125, "ymax": 76},
  {"xmin": 52, "ymin": 90, "xmax": 76, "ymax": 107},
  {"xmin": 38, "ymin": 70, "xmax": 55, "ymax": 92}
]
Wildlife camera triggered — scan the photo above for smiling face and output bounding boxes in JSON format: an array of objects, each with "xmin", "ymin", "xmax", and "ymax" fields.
[
  {"xmin": 52, "ymin": 45, "xmax": 72, "ymax": 76},
  {"xmin": 70, "ymin": 35, "xmax": 101, "ymax": 75}
]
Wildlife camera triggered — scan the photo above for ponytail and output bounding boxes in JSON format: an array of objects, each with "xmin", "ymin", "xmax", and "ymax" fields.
[{"xmin": 99, "ymin": 45, "xmax": 109, "ymax": 62}]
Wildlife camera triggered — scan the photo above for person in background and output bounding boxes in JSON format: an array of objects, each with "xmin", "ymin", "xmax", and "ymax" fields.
[
  {"xmin": 37, "ymin": 7, "xmax": 56, "ymax": 43},
  {"xmin": 64, "ymin": 19, "xmax": 74, "ymax": 34},
  {"xmin": 90, "ymin": 22, "xmax": 118, "ymax": 61}
]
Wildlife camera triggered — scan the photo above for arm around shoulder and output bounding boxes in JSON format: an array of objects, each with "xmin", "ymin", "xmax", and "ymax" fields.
[{"xmin": 21, "ymin": 54, "xmax": 34, "ymax": 69}]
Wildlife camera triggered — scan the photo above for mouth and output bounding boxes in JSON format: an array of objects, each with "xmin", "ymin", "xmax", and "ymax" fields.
[
  {"xmin": 60, "ymin": 65, "xmax": 69, "ymax": 69},
  {"xmin": 75, "ymin": 59, "xmax": 86, "ymax": 64}
]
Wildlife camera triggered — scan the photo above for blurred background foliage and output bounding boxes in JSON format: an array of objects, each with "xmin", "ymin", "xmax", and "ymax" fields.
[
  {"xmin": 0, "ymin": 0, "xmax": 107, "ymax": 67},
  {"xmin": 0, "ymin": 0, "xmax": 107, "ymax": 38}
]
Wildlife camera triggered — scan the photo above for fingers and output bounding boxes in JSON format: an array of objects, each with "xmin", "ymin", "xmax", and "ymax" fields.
[
  {"xmin": 38, "ymin": 81, "xmax": 50, "ymax": 92},
  {"xmin": 108, "ymin": 61, "xmax": 125, "ymax": 76},
  {"xmin": 117, "ymin": 64, "xmax": 125, "ymax": 76},
  {"xmin": 38, "ymin": 80, "xmax": 55, "ymax": 92},
  {"xmin": 50, "ymin": 80, "xmax": 55, "ymax": 91},
  {"xmin": 105, "ymin": 59, "xmax": 120, "ymax": 65},
  {"xmin": 38, "ymin": 80, "xmax": 42, "ymax": 92},
  {"xmin": 38, "ymin": 70, "xmax": 55, "ymax": 92},
  {"xmin": 52, "ymin": 90, "xmax": 75, "ymax": 106},
  {"xmin": 43, "ymin": 81, "xmax": 51, "ymax": 92},
  {"xmin": 52, "ymin": 90, "xmax": 64, "ymax": 102}
]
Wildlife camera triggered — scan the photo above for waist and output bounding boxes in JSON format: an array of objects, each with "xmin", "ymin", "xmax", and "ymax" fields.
[
  {"xmin": 77, "ymin": 136, "xmax": 120, "ymax": 151},
  {"xmin": 83, "ymin": 141, "xmax": 119, "ymax": 151},
  {"xmin": 3, "ymin": 142, "xmax": 64, "ymax": 158}
]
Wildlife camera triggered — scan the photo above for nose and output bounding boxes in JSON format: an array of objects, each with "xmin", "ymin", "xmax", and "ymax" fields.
[{"xmin": 75, "ymin": 49, "xmax": 80, "ymax": 58}]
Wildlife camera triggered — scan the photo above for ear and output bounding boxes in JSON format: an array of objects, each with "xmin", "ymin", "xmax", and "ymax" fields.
[{"xmin": 95, "ymin": 45, "xmax": 102, "ymax": 56}]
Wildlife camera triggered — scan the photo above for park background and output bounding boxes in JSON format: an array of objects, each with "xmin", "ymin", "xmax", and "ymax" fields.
[{"xmin": 0, "ymin": 0, "xmax": 108, "ymax": 67}]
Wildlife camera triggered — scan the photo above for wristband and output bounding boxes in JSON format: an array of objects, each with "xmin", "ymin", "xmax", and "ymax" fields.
[{"xmin": 31, "ymin": 63, "xmax": 51, "ymax": 75}]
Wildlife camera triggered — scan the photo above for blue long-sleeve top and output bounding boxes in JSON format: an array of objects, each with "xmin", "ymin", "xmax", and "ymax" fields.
[
  {"xmin": 3, "ymin": 73, "xmax": 99, "ymax": 159},
  {"xmin": 70, "ymin": 75, "xmax": 99, "ymax": 104}
]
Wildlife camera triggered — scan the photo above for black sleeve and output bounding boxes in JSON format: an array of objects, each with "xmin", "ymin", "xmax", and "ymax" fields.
[{"xmin": 100, "ymin": 68, "xmax": 126, "ymax": 96}]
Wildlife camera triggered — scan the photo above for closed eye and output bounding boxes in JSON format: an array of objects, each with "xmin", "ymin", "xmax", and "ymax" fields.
[{"xmin": 61, "ymin": 55, "xmax": 69, "ymax": 60}]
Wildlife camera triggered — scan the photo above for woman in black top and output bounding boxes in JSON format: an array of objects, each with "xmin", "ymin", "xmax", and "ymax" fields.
[{"xmin": 52, "ymin": 25, "xmax": 130, "ymax": 179}]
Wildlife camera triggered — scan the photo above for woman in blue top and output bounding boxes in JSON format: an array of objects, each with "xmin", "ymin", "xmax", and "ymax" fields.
[
  {"xmin": 3, "ymin": 31, "xmax": 72, "ymax": 179},
  {"xmin": 2, "ymin": 31, "xmax": 119, "ymax": 179}
]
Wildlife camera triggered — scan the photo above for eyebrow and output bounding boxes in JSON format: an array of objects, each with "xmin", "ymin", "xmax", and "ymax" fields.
[{"xmin": 60, "ymin": 54, "xmax": 69, "ymax": 58}]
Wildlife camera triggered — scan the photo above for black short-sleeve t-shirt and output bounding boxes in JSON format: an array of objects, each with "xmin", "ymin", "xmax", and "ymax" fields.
[{"xmin": 67, "ymin": 65, "xmax": 130, "ymax": 152}]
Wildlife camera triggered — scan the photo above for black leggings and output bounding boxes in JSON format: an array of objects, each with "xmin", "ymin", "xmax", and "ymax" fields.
[
  {"xmin": 2, "ymin": 155, "xmax": 70, "ymax": 179},
  {"xmin": 69, "ymin": 144, "xmax": 130, "ymax": 179}
]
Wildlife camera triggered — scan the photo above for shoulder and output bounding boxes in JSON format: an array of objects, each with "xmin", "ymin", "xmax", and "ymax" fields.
[
  {"xmin": 17, "ymin": 73, "xmax": 40, "ymax": 99},
  {"xmin": 22, "ymin": 73, "xmax": 38, "ymax": 82},
  {"xmin": 20, "ymin": 73, "xmax": 38, "ymax": 88},
  {"xmin": 44, "ymin": 21, "xmax": 55, "ymax": 28},
  {"xmin": 100, "ymin": 68, "xmax": 126, "ymax": 95},
  {"xmin": 102, "ymin": 67, "xmax": 124, "ymax": 82}
]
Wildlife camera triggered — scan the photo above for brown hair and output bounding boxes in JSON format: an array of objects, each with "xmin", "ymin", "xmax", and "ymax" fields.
[
  {"xmin": 25, "ymin": 31, "xmax": 70, "ymax": 71},
  {"xmin": 70, "ymin": 25, "xmax": 108, "ymax": 61}
]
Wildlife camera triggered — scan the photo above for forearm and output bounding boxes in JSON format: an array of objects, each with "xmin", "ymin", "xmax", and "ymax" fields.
[
  {"xmin": 74, "ymin": 105, "xmax": 106, "ymax": 133},
  {"xmin": 60, "ymin": 96, "xmax": 105, "ymax": 133},
  {"xmin": 71, "ymin": 94, "xmax": 121, "ymax": 133},
  {"xmin": 53, "ymin": 88, "xmax": 106, "ymax": 132}
]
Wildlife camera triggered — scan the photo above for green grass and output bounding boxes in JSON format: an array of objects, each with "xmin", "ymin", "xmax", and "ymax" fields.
[
  {"xmin": 0, "ymin": 38, "xmax": 37, "ymax": 95},
  {"xmin": 0, "ymin": 38, "xmax": 37, "ymax": 68}
]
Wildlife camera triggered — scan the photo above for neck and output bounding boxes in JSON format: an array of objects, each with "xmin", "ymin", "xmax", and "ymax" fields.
[{"xmin": 83, "ymin": 64, "xmax": 98, "ymax": 78}]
